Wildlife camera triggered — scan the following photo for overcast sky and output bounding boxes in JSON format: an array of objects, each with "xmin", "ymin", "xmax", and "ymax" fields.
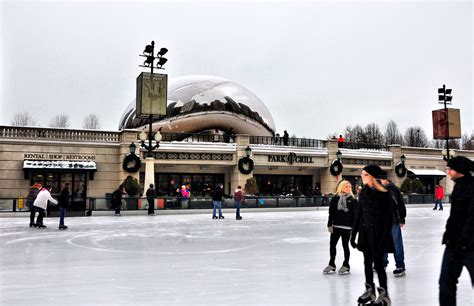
[{"xmin": 1, "ymin": 0, "xmax": 472, "ymax": 140}]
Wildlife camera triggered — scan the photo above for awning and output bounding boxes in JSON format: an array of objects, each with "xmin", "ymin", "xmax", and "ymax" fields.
[
  {"xmin": 407, "ymin": 168, "xmax": 446, "ymax": 176},
  {"xmin": 23, "ymin": 160, "xmax": 97, "ymax": 170}
]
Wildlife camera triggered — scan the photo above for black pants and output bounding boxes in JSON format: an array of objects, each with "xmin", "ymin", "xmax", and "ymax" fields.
[
  {"xmin": 29, "ymin": 205, "xmax": 36, "ymax": 225},
  {"xmin": 363, "ymin": 249, "xmax": 388, "ymax": 291},
  {"xmin": 147, "ymin": 199, "xmax": 155, "ymax": 214},
  {"xmin": 35, "ymin": 207, "xmax": 45, "ymax": 225},
  {"xmin": 439, "ymin": 248, "xmax": 474, "ymax": 306},
  {"xmin": 329, "ymin": 227, "xmax": 351, "ymax": 267}
]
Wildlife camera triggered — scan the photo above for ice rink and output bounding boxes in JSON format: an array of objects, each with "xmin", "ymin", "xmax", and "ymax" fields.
[{"xmin": 1, "ymin": 207, "xmax": 472, "ymax": 305}]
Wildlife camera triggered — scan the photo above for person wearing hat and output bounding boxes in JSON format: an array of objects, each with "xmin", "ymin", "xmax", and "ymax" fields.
[
  {"xmin": 439, "ymin": 156, "xmax": 474, "ymax": 306},
  {"xmin": 351, "ymin": 164, "xmax": 394, "ymax": 305},
  {"xmin": 380, "ymin": 172, "xmax": 407, "ymax": 277}
]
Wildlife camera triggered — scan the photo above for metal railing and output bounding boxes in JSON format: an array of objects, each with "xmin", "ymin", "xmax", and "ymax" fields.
[
  {"xmin": 0, "ymin": 194, "xmax": 448, "ymax": 214},
  {"xmin": 338, "ymin": 141, "xmax": 388, "ymax": 151},
  {"xmin": 0, "ymin": 126, "xmax": 120, "ymax": 143},
  {"xmin": 161, "ymin": 132, "xmax": 226, "ymax": 143},
  {"xmin": 250, "ymin": 136, "xmax": 326, "ymax": 148}
]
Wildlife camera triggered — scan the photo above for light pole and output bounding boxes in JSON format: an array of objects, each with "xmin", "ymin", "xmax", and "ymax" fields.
[
  {"xmin": 138, "ymin": 41, "xmax": 168, "ymax": 193},
  {"xmin": 438, "ymin": 84, "xmax": 453, "ymax": 160}
]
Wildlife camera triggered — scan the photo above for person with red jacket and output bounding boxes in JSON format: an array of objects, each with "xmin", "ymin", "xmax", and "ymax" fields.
[{"xmin": 434, "ymin": 184, "xmax": 444, "ymax": 211}]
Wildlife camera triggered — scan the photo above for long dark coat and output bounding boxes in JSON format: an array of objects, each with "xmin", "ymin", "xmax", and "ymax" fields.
[{"xmin": 352, "ymin": 186, "xmax": 394, "ymax": 255}]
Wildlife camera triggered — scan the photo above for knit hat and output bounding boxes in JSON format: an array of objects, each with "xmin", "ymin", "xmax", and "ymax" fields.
[
  {"xmin": 379, "ymin": 170, "xmax": 389, "ymax": 180},
  {"xmin": 363, "ymin": 164, "xmax": 385, "ymax": 179},
  {"xmin": 447, "ymin": 156, "xmax": 473, "ymax": 176}
]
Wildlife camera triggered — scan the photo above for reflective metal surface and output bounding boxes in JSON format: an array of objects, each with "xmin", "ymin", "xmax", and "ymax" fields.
[{"xmin": 119, "ymin": 75, "xmax": 276, "ymax": 135}]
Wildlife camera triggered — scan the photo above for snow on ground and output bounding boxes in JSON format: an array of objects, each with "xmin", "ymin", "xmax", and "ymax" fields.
[{"xmin": 0, "ymin": 207, "xmax": 472, "ymax": 305}]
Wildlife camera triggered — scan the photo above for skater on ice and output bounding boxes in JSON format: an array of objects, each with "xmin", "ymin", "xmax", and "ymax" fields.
[
  {"xmin": 351, "ymin": 165, "xmax": 393, "ymax": 305},
  {"xmin": 57, "ymin": 182, "xmax": 70, "ymax": 230},
  {"xmin": 26, "ymin": 183, "xmax": 41, "ymax": 227},
  {"xmin": 439, "ymin": 156, "xmax": 474, "ymax": 306},
  {"xmin": 323, "ymin": 180, "xmax": 357, "ymax": 275},
  {"xmin": 380, "ymin": 172, "xmax": 407, "ymax": 277},
  {"xmin": 32, "ymin": 185, "xmax": 58, "ymax": 228}
]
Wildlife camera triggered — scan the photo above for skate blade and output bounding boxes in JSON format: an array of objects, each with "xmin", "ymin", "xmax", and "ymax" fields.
[
  {"xmin": 323, "ymin": 270, "xmax": 336, "ymax": 274},
  {"xmin": 338, "ymin": 271, "xmax": 350, "ymax": 275},
  {"xmin": 394, "ymin": 272, "xmax": 406, "ymax": 277}
]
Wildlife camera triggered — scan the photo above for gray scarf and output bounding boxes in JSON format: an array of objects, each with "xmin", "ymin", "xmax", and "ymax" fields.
[{"xmin": 337, "ymin": 194, "xmax": 350, "ymax": 212}]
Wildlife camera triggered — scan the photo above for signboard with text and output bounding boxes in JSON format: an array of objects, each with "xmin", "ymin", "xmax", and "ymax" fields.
[{"xmin": 136, "ymin": 72, "xmax": 168, "ymax": 118}]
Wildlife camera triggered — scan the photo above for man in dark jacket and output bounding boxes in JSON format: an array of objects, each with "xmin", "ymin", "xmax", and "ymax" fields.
[
  {"xmin": 212, "ymin": 183, "xmax": 226, "ymax": 219},
  {"xmin": 439, "ymin": 156, "xmax": 474, "ymax": 306},
  {"xmin": 58, "ymin": 182, "xmax": 70, "ymax": 229},
  {"xmin": 146, "ymin": 183, "xmax": 156, "ymax": 216},
  {"xmin": 26, "ymin": 183, "xmax": 42, "ymax": 227},
  {"xmin": 111, "ymin": 184, "xmax": 125, "ymax": 216},
  {"xmin": 381, "ymin": 174, "xmax": 407, "ymax": 277}
]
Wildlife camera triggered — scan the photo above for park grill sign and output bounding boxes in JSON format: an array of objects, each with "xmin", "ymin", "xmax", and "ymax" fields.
[{"xmin": 268, "ymin": 153, "xmax": 313, "ymax": 164}]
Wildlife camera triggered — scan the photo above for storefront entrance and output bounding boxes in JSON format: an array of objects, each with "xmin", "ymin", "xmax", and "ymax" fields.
[
  {"xmin": 155, "ymin": 173, "xmax": 225, "ymax": 197},
  {"xmin": 255, "ymin": 175, "xmax": 312, "ymax": 196},
  {"xmin": 31, "ymin": 171, "xmax": 87, "ymax": 211}
]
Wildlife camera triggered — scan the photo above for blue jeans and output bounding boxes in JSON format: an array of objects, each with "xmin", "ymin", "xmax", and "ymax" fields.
[
  {"xmin": 59, "ymin": 207, "xmax": 67, "ymax": 226},
  {"xmin": 384, "ymin": 223, "xmax": 405, "ymax": 269},
  {"xmin": 439, "ymin": 248, "xmax": 474, "ymax": 306},
  {"xmin": 434, "ymin": 199, "xmax": 443, "ymax": 210},
  {"xmin": 212, "ymin": 201, "xmax": 222, "ymax": 217},
  {"xmin": 235, "ymin": 200, "xmax": 241, "ymax": 217}
]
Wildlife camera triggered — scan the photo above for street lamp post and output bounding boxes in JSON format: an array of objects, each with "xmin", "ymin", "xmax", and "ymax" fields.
[
  {"xmin": 438, "ymin": 84, "xmax": 453, "ymax": 160},
  {"xmin": 138, "ymin": 41, "xmax": 168, "ymax": 192}
]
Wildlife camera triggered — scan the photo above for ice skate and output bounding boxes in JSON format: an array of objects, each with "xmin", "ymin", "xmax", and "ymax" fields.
[
  {"xmin": 36, "ymin": 224, "xmax": 46, "ymax": 229},
  {"xmin": 115, "ymin": 213, "xmax": 121, "ymax": 217},
  {"xmin": 393, "ymin": 268, "xmax": 405, "ymax": 277},
  {"xmin": 322, "ymin": 265, "xmax": 336, "ymax": 274},
  {"xmin": 212, "ymin": 216, "xmax": 218, "ymax": 219},
  {"xmin": 29, "ymin": 223, "xmax": 36, "ymax": 228},
  {"xmin": 58, "ymin": 225, "xmax": 68, "ymax": 230},
  {"xmin": 218, "ymin": 216, "xmax": 225, "ymax": 219},
  {"xmin": 357, "ymin": 283, "xmax": 376, "ymax": 305},
  {"xmin": 373, "ymin": 287, "xmax": 391, "ymax": 305},
  {"xmin": 337, "ymin": 265, "xmax": 350, "ymax": 274},
  {"xmin": 236, "ymin": 216, "xmax": 242, "ymax": 220}
]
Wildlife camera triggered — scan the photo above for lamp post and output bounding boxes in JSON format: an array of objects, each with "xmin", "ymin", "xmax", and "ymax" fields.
[
  {"xmin": 138, "ymin": 41, "xmax": 168, "ymax": 192},
  {"xmin": 438, "ymin": 84, "xmax": 453, "ymax": 160}
]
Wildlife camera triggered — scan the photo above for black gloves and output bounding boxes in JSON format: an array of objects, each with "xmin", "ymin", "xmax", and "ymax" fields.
[{"xmin": 350, "ymin": 235, "xmax": 357, "ymax": 249}]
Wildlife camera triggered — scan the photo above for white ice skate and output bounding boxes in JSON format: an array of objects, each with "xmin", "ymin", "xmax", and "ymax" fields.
[
  {"xmin": 337, "ymin": 265, "xmax": 350, "ymax": 275},
  {"xmin": 322, "ymin": 265, "xmax": 336, "ymax": 274}
]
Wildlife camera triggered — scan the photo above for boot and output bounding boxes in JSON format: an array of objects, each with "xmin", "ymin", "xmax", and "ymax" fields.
[
  {"xmin": 357, "ymin": 283, "xmax": 376, "ymax": 304},
  {"xmin": 212, "ymin": 216, "xmax": 218, "ymax": 219},
  {"xmin": 218, "ymin": 216, "xmax": 225, "ymax": 219},
  {"xmin": 29, "ymin": 223, "xmax": 36, "ymax": 228},
  {"xmin": 36, "ymin": 223, "xmax": 46, "ymax": 228},
  {"xmin": 58, "ymin": 225, "xmax": 68, "ymax": 230},
  {"xmin": 322, "ymin": 264, "xmax": 336, "ymax": 274},
  {"xmin": 236, "ymin": 216, "xmax": 242, "ymax": 220},
  {"xmin": 373, "ymin": 287, "xmax": 391, "ymax": 305}
]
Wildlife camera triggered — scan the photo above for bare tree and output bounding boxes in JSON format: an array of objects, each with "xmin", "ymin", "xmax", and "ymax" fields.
[
  {"xmin": 49, "ymin": 113, "xmax": 70, "ymax": 128},
  {"xmin": 461, "ymin": 133, "xmax": 474, "ymax": 150},
  {"xmin": 11, "ymin": 112, "xmax": 38, "ymax": 127},
  {"xmin": 343, "ymin": 124, "xmax": 365, "ymax": 143},
  {"xmin": 404, "ymin": 127, "xmax": 428, "ymax": 147},
  {"xmin": 82, "ymin": 113, "xmax": 101, "ymax": 130},
  {"xmin": 365, "ymin": 123, "xmax": 384, "ymax": 146},
  {"xmin": 384, "ymin": 120, "xmax": 403, "ymax": 146},
  {"xmin": 448, "ymin": 139, "xmax": 461, "ymax": 150},
  {"xmin": 430, "ymin": 139, "xmax": 445, "ymax": 148}
]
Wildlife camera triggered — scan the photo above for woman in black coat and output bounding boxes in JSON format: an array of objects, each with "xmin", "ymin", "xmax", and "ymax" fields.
[
  {"xmin": 323, "ymin": 180, "xmax": 357, "ymax": 274},
  {"xmin": 351, "ymin": 165, "xmax": 394, "ymax": 305}
]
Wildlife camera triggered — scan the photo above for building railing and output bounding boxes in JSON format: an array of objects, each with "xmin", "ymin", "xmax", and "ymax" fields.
[
  {"xmin": 161, "ymin": 132, "xmax": 225, "ymax": 143},
  {"xmin": 0, "ymin": 194, "xmax": 449, "ymax": 213},
  {"xmin": 338, "ymin": 141, "xmax": 388, "ymax": 151},
  {"xmin": 250, "ymin": 136, "xmax": 326, "ymax": 148},
  {"xmin": 0, "ymin": 126, "xmax": 121, "ymax": 143}
]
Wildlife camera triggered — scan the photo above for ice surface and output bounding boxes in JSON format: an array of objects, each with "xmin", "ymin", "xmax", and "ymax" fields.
[{"xmin": 0, "ymin": 207, "xmax": 472, "ymax": 305}]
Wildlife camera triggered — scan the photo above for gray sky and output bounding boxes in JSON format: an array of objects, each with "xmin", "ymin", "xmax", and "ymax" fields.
[{"xmin": 1, "ymin": 0, "xmax": 472, "ymax": 140}]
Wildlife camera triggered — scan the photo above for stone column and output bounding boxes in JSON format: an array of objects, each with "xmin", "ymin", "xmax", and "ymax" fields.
[
  {"xmin": 320, "ymin": 140, "xmax": 340, "ymax": 194},
  {"xmin": 231, "ymin": 135, "xmax": 254, "ymax": 193},
  {"xmin": 144, "ymin": 157, "xmax": 155, "ymax": 192},
  {"xmin": 388, "ymin": 144, "xmax": 404, "ymax": 187},
  {"xmin": 119, "ymin": 130, "xmax": 140, "ymax": 184}
]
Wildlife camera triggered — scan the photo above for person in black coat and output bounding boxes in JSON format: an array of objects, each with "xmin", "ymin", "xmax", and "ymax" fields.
[
  {"xmin": 146, "ymin": 183, "xmax": 156, "ymax": 216},
  {"xmin": 323, "ymin": 180, "xmax": 357, "ymax": 274},
  {"xmin": 351, "ymin": 165, "xmax": 394, "ymax": 305},
  {"xmin": 58, "ymin": 182, "xmax": 70, "ymax": 229},
  {"xmin": 211, "ymin": 183, "xmax": 230, "ymax": 219},
  {"xmin": 111, "ymin": 184, "xmax": 125, "ymax": 216},
  {"xmin": 439, "ymin": 156, "xmax": 474, "ymax": 306},
  {"xmin": 380, "ymin": 174, "xmax": 407, "ymax": 277}
]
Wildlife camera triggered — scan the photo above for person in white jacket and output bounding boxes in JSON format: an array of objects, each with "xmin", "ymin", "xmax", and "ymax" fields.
[{"xmin": 33, "ymin": 185, "xmax": 58, "ymax": 228}]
